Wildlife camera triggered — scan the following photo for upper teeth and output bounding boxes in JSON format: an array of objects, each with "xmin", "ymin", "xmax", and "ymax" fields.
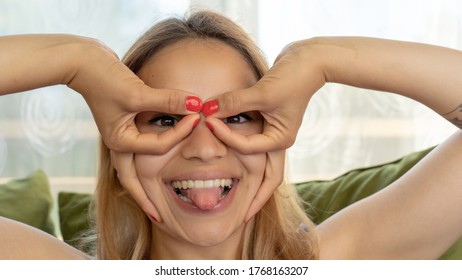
[{"xmin": 171, "ymin": 179, "xmax": 233, "ymax": 189}]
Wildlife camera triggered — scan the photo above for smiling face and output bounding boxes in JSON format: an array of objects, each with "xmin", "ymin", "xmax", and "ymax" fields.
[{"xmin": 134, "ymin": 39, "xmax": 266, "ymax": 258}]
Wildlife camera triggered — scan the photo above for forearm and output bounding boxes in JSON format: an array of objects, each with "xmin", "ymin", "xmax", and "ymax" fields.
[
  {"xmin": 310, "ymin": 37, "xmax": 462, "ymax": 127},
  {"xmin": 0, "ymin": 34, "xmax": 111, "ymax": 95}
]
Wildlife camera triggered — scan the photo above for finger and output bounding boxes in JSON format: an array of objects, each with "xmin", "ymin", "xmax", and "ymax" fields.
[
  {"xmin": 108, "ymin": 113, "xmax": 200, "ymax": 154},
  {"xmin": 245, "ymin": 150, "xmax": 286, "ymax": 222},
  {"xmin": 205, "ymin": 116, "xmax": 288, "ymax": 153},
  {"xmin": 128, "ymin": 86, "xmax": 202, "ymax": 115},
  {"xmin": 148, "ymin": 113, "xmax": 200, "ymax": 153},
  {"xmin": 202, "ymin": 85, "xmax": 272, "ymax": 118},
  {"xmin": 111, "ymin": 151, "xmax": 161, "ymax": 222}
]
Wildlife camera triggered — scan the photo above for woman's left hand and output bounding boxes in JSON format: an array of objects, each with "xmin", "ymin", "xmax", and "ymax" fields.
[{"xmin": 202, "ymin": 39, "xmax": 327, "ymax": 220}]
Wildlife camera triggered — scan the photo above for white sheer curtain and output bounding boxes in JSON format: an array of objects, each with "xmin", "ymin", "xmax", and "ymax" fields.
[
  {"xmin": 0, "ymin": 0, "xmax": 459, "ymax": 193},
  {"xmin": 257, "ymin": 0, "xmax": 461, "ymax": 182}
]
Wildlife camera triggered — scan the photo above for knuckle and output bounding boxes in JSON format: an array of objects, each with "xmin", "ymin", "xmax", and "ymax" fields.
[
  {"xmin": 104, "ymin": 131, "xmax": 132, "ymax": 153},
  {"xmin": 157, "ymin": 144, "xmax": 170, "ymax": 155},
  {"xmin": 222, "ymin": 93, "xmax": 241, "ymax": 114},
  {"xmin": 285, "ymin": 134, "xmax": 296, "ymax": 148},
  {"xmin": 125, "ymin": 90, "xmax": 144, "ymax": 110},
  {"xmin": 167, "ymin": 92, "xmax": 182, "ymax": 113},
  {"xmin": 103, "ymin": 134, "xmax": 119, "ymax": 150},
  {"xmin": 155, "ymin": 137, "xmax": 173, "ymax": 154}
]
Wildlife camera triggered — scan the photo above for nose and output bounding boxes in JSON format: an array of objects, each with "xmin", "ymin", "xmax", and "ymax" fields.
[{"xmin": 181, "ymin": 119, "xmax": 227, "ymax": 161}]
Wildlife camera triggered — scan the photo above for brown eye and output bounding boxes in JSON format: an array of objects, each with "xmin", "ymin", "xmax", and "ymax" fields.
[
  {"xmin": 149, "ymin": 115, "xmax": 180, "ymax": 127},
  {"xmin": 223, "ymin": 113, "xmax": 252, "ymax": 124}
]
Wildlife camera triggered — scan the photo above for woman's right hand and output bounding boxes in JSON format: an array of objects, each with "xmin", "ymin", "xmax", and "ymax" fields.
[
  {"xmin": 1, "ymin": 34, "xmax": 202, "ymax": 154},
  {"xmin": 0, "ymin": 34, "xmax": 202, "ymax": 221}
]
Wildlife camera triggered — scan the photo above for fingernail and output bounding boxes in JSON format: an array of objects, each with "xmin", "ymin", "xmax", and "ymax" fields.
[
  {"xmin": 185, "ymin": 96, "xmax": 202, "ymax": 112},
  {"xmin": 202, "ymin": 100, "xmax": 219, "ymax": 116},
  {"xmin": 192, "ymin": 117, "xmax": 200, "ymax": 128},
  {"xmin": 205, "ymin": 121, "xmax": 214, "ymax": 132},
  {"xmin": 149, "ymin": 214, "xmax": 158, "ymax": 223}
]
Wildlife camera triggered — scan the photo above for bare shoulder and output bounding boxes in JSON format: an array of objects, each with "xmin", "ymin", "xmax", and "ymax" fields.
[
  {"xmin": 317, "ymin": 131, "xmax": 462, "ymax": 259},
  {"xmin": 0, "ymin": 216, "xmax": 88, "ymax": 260}
]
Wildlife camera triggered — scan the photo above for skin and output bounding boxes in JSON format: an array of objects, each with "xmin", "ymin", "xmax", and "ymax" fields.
[
  {"xmin": 208, "ymin": 38, "xmax": 462, "ymax": 259},
  {"xmin": 1, "ymin": 36, "xmax": 461, "ymax": 259},
  {"xmin": 0, "ymin": 34, "xmax": 199, "ymax": 153},
  {"xmin": 0, "ymin": 217, "xmax": 87, "ymax": 259},
  {"xmin": 134, "ymin": 39, "xmax": 267, "ymax": 259},
  {"xmin": 0, "ymin": 34, "xmax": 201, "ymax": 224}
]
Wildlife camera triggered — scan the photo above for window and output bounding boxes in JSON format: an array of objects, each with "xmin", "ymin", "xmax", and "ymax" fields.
[{"xmin": 0, "ymin": 0, "xmax": 458, "ymax": 190}]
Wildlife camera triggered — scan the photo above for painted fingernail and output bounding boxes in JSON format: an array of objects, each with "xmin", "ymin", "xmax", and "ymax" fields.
[
  {"xmin": 205, "ymin": 121, "xmax": 214, "ymax": 132},
  {"xmin": 202, "ymin": 100, "xmax": 219, "ymax": 116},
  {"xmin": 149, "ymin": 214, "xmax": 158, "ymax": 223},
  {"xmin": 192, "ymin": 117, "xmax": 200, "ymax": 128},
  {"xmin": 185, "ymin": 96, "xmax": 202, "ymax": 112}
]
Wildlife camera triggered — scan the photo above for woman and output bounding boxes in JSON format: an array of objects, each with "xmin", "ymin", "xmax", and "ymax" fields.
[
  {"xmin": 1, "ymin": 10, "xmax": 462, "ymax": 259},
  {"xmin": 97, "ymin": 10, "xmax": 462, "ymax": 259},
  {"xmin": 95, "ymin": 10, "xmax": 317, "ymax": 259}
]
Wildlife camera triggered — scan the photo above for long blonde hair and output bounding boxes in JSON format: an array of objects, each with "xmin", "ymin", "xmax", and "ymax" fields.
[{"xmin": 94, "ymin": 10, "xmax": 318, "ymax": 260}]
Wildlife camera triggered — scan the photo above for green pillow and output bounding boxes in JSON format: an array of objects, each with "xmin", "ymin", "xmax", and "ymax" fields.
[
  {"xmin": 0, "ymin": 170, "xmax": 55, "ymax": 235},
  {"xmin": 297, "ymin": 147, "xmax": 434, "ymax": 223},
  {"xmin": 58, "ymin": 192, "xmax": 93, "ymax": 247},
  {"xmin": 296, "ymin": 146, "xmax": 462, "ymax": 259}
]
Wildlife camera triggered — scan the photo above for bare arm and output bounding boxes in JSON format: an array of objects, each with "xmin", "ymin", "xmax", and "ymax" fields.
[
  {"xmin": 206, "ymin": 36, "xmax": 462, "ymax": 235},
  {"xmin": 0, "ymin": 34, "xmax": 201, "ymax": 228},
  {"xmin": 318, "ymin": 131, "xmax": 462, "ymax": 259},
  {"xmin": 0, "ymin": 34, "xmax": 199, "ymax": 154},
  {"xmin": 310, "ymin": 37, "xmax": 462, "ymax": 259},
  {"xmin": 316, "ymin": 37, "xmax": 462, "ymax": 123},
  {"xmin": 0, "ymin": 34, "xmax": 105, "ymax": 95},
  {"xmin": 0, "ymin": 217, "xmax": 88, "ymax": 259}
]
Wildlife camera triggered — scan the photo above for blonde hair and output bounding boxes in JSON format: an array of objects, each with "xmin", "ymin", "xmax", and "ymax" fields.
[{"xmin": 93, "ymin": 10, "xmax": 318, "ymax": 259}]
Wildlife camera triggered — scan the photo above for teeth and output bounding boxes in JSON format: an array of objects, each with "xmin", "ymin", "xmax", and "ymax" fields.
[{"xmin": 172, "ymin": 178, "xmax": 233, "ymax": 189}]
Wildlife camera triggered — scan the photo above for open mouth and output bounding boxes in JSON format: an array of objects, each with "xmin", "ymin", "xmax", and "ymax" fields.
[{"xmin": 170, "ymin": 178, "xmax": 237, "ymax": 210}]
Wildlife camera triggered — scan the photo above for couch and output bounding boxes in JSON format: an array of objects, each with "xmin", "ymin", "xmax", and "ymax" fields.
[{"xmin": 1, "ymin": 146, "xmax": 460, "ymax": 259}]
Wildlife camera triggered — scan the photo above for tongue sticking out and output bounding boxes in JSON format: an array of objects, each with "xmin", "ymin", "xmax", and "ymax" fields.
[{"xmin": 185, "ymin": 187, "xmax": 222, "ymax": 210}]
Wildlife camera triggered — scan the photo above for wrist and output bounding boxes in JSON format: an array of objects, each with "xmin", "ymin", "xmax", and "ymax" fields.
[
  {"xmin": 285, "ymin": 38, "xmax": 329, "ymax": 93},
  {"xmin": 301, "ymin": 37, "xmax": 352, "ymax": 84},
  {"xmin": 62, "ymin": 35, "xmax": 118, "ymax": 96}
]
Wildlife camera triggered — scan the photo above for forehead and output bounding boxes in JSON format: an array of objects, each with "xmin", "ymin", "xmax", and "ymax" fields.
[{"xmin": 137, "ymin": 39, "xmax": 257, "ymax": 101}]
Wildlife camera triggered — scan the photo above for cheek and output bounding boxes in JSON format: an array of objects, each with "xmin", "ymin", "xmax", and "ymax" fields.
[
  {"xmin": 135, "ymin": 154, "xmax": 166, "ymax": 179},
  {"xmin": 239, "ymin": 153, "xmax": 266, "ymax": 182}
]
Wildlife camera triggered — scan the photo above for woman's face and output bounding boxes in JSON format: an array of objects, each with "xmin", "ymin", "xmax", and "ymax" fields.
[{"xmin": 134, "ymin": 39, "xmax": 266, "ymax": 250}]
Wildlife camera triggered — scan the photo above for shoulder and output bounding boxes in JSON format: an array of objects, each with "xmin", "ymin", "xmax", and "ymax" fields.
[
  {"xmin": 317, "ymin": 131, "xmax": 462, "ymax": 259},
  {"xmin": 0, "ymin": 216, "xmax": 88, "ymax": 260}
]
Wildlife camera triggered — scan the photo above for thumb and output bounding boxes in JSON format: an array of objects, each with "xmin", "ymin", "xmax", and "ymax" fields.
[
  {"xmin": 128, "ymin": 86, "xmax": 202, "ymax": 115},
  {"xmin": 202, "ymin": 85, "xmax": 270, "ymax": 118}
]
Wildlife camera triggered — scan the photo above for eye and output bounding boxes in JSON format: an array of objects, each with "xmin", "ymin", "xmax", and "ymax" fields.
[
  {"xmin": 223, "ymin": 113, "xmax": 252, "ymax": 124},
  {"xmin": 149, "ymin": 115, "xmax": 180, "ymax": 127}
]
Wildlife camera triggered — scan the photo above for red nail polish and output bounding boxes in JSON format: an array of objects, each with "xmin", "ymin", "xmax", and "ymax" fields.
[
  {"xmin": 149, "ymin": 214, "xmax": 158, "ymax": 222},
  {"xmin": 202, "ymin": 100, "xmax": 219, "ymax": 116},
  {"xmin": 205, "ymin": 121, "xmax": 214, "ymax": 132},
  {"xmin": 192, "ymin": 118, "xmax": 200, "ymax": 128},
  {"xmin": 185, "ymin": 96, "xmax": 202, "ymax": 112}
]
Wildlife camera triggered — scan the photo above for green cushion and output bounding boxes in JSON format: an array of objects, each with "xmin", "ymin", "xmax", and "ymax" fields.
[
  {"xmin": 296, "ymin": 146, "xmax": 462, "ymax": 260},
  {"xmin": 297, "ymin": 147, "xmax": 434, "ymax": 223},
  {"xmin": 58, "ymin": 192, "xmax": 93, "ymax": 247},
  {"xmin": 0, "ymin": 170, "xmax": 55, "ymax": 235}
]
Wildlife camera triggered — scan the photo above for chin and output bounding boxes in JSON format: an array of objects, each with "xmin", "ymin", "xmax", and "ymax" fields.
[{"xmin": 182, "ymin": 221, "xmax": 245, "ymax": 247}]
